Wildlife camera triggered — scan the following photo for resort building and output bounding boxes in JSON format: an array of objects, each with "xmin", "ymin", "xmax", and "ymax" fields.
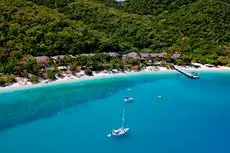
[
  {"xmin": 51, "ymin": 55, "xmax": 65, "ymax": 62},
  {"xmin": 122, "ymin": 52, "xmax": 141, "ymax": 60},
  {"xmin": 139, "ymin": 53, "xmax": 150, "ymax": 60},
  {"xmin": 149, "ymin": 52, "xmax": 167, "ymax": 59},
  {"xmin": 171, "ymin": 53, "xmax": 181, "ymax": 59},
  {"xmin": 35, "ymin": 56, "xmax": 50, "ymax": 68},
  {"xmin": 51, "ymin": 55, "xmax": 76, "ymax": 63},
  {"xmin": 122, "ymin": 52, "xmax": 168, "ymax": 61},
  {"xmin": 80, "ymin": 53, "xmax": 95, "ymax": 57},
  {"xmin": 107, "ymin": 52, "xmax": 120, "ymax": 58}
]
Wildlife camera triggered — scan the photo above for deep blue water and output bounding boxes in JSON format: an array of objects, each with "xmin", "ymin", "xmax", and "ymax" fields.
[{"xmin": 0, "ymin": 72, "xmax": 230, "ymax": 153}]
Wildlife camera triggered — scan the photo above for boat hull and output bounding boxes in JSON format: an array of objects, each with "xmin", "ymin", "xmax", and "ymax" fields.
[
  {"xmin": 124, "ymin": 98, "xmax": 134, "ymax": 102},
  {"xmin": 112, "ymin": 128, "xmax": 129, "ymax": 136}
]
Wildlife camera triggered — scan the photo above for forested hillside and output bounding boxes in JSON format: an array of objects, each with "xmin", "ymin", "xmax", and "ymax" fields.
[{"xmin": 1, "ymin": 0, "xmax": 230, "ymax": 75}]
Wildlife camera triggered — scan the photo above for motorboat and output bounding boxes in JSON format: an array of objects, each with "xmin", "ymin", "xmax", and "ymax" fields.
[{"xmin": 124, "ymin": 97, "xmax": 134, "ymax": 102}]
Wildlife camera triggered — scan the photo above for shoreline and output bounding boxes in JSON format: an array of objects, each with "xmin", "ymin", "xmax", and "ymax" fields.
[{"xmin": 1, "ymin": 66, "xmax": 230, "ymax": 93}]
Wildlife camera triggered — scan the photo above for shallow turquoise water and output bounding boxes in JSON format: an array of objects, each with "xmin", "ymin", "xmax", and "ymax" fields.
[{"xmin": 0, "ymin": 72, "xmax": 230, "ymax": 153}]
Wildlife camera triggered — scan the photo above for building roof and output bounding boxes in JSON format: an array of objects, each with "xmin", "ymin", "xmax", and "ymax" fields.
[
  {"xmin": 80, "ymin": 53, "xmax": 95, "ymax": 57},
  {"xmin": 122, "ymin": 52, "xmax": 140, "ymax": 60},
  {"xmin": 122, "ymin": 52, "xmax": 168, "ymax": 60},
  {"xmin": 69, "ymin": 55, "xmax": 76, "ymax": 58},
  {"xmin": 51, "ymin": 55, "xmax": 65, "ymax": 61},
  {"xmin": 115, "ymin": 0, "xmax": 125, "ymax": 2},
  {"xmin": 51, "ymin": 55, "xmax": 76, "ymax": 61},
  {"xmin": 58, "ymin": 66, "xmax": 67, "ymax": 70},
  {"xmin": 35, "ymin": 56, "xmax": 49, "ymax": 65},
  {"xmin": 107, "ymin": 52, "xmax": 120, "ymax": 57},
  {"xmin": 171, "ymin": 53, "xmax": 181, "ymax": 59},
  {"xmin": 139, "ymin": 53, "xmax": 150, "ymax": 59},
  {"xmin": 150, "ymin": 52, "xmax": 167, "ymax": 58}
]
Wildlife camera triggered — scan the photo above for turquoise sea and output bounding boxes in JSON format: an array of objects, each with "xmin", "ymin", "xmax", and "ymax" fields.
[{"xmin": 0, "ymin": 72, "xmax": 230, "ymax": 153}]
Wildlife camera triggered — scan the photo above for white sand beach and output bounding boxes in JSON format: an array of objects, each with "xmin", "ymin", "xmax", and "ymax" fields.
[{"xmin": 1, "ymin": 65, "xmax": 230, "ymax": 92}]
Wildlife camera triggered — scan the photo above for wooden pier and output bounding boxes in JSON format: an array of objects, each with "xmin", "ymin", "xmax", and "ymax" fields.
[{"xmin": 174, "ymin": 66, "xmax": 200, "ymax": 79}]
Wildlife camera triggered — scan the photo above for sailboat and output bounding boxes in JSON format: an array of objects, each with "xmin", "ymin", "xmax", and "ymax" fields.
[{"xmin": 107, "ymin": 109, "xmax": 129, "ymax": 137}]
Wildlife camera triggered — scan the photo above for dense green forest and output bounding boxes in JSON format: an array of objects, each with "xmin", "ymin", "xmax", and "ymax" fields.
[{"xmin": 1, "ymin": 0, "xmax": 230, "ymax": 84}]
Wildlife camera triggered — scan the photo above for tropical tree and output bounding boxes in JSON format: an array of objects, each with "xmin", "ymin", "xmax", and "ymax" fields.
[
  {"xmin": 69, "ymin": 62, "xmax": 80, "ymax": 73},
  {"xmin": 28, "ymin": 74, "xmax": 39, "ymax": 83},
  {"xmin": 44, "ymin": 69, "xmax": 56, "ymax": 80},
  {"xmin": 84, "ymin": 68, "xmax": 93, "ymax": 76},
  {"xmin": 0, "ymin": 74, "xmax": 16, "ymax": 86}
]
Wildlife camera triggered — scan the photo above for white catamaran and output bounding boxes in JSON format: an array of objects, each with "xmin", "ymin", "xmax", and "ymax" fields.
[{"xmin": 107, "ymin": 109, "xmax": 129, "ymax": 137}]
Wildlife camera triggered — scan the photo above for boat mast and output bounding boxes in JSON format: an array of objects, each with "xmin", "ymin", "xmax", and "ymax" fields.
[{"xmin": 121, "ymin": 108, "xmax": 125, "ymax": 128}]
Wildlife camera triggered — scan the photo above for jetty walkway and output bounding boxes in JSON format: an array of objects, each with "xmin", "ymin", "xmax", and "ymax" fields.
[{"xmin": 174, "ymin": 66, "xmax": 200, "ymax": 79}]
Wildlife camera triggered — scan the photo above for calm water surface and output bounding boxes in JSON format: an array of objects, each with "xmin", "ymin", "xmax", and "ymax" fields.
[{"xmin": 0, "ymin": 72, "xmax": 230, "ymax": 153}]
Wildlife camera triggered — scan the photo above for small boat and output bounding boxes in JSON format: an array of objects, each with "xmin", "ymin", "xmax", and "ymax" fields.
[
  {"xmin": 124, "ymin": 97, "xmax": 134, "ymax": 102},
  {"xmin": 107, "ymin": 109, "xmax": 129, "ymax": 137}
]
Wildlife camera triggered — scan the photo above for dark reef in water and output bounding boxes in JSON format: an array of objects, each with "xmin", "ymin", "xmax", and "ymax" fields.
[{"xmin": 0, "ymin": 74, "xmax": 170, "ymax": 132}]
